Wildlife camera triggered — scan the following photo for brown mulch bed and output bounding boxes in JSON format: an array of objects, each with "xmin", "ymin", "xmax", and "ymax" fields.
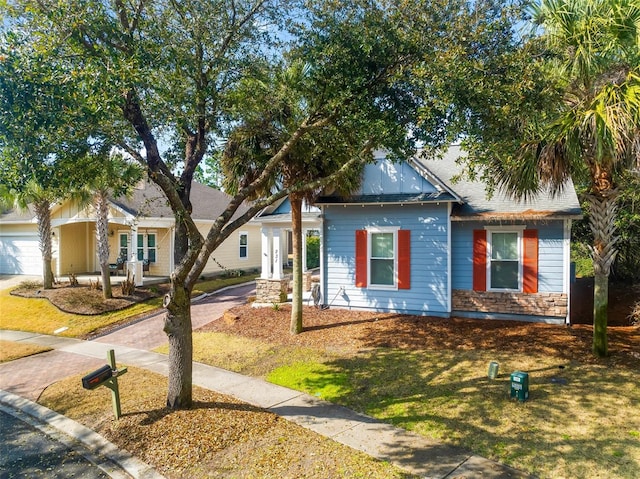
[
  {"xmin": 11, "ymin": 283, "xmax": 165, "ymax": 315},
  {"xmin": 200, "ymin": 303, "xmax": 640, "ymax": 369}
]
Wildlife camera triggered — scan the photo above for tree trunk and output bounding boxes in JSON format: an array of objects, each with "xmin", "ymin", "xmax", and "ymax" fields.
[
  {"xmin": 163, "ymin": 281, "xmax": 193, "ymax": 409},
  {"xmin": 34, "ymin": 200, "xmax": 54, "ymax": 289},
  {"xmin": 174, "ymin": 220, "xmax": 189, "ymax": 266},
  {"xmin": 95, "ymin": 191, "xmax": 112, "ymax": 299},
  {"xmin": 586, "ymin": 187, "xmax": 619, "ymax": 358},
  {"xmin": 593, "ymin": 272, "xmax": 608, "ymax": 357},
  {"xmin": 290, "ymin": 193, "xmax": 304, "ymax": 335}
]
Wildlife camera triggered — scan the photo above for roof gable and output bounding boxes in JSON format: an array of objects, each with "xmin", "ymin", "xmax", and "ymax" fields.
[
  {"xmin": 317, "ymin": 155, "xmax": 459, "ymax": 205},
  {"xmin": 255, "ymin": 197, "xmax": 321, "ymax": 225},
  {"xmin": 358, "ymin": 157, "xmax": 438, "ymax": 195}
]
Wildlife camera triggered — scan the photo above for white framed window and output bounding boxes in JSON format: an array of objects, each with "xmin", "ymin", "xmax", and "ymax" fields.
[
  {"xmin": 137, "ymin": 232, "xmax": 157, "ymax": 263},
  {"xmin": 487, "ymin": 227, "xmax": 524, "ymax": 291},
  {"xmin": 118, "ymin": 232, "xmax": 129, "ymax": 260},
  {"xmin": 368, "ymin": 227, "xmax": 398, "ymax": 289},
  {"xmin": 239, "ymin": 232, "xmax": 248, "ymax": 259}
]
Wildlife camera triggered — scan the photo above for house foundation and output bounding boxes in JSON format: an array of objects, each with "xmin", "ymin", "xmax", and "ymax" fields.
[{"xmin": 452, "ymin": 290, "xmax": 568, "ymax": 318}]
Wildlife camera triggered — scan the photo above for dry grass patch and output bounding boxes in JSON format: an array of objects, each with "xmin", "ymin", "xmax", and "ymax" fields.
[
  {"xmin": 0, "ymin": 340, "xmax": 51, "ymax": 362},
  {"xmin": 39, "ymin": 367, "xmax": 417, "ymax": 479},
  {"xmin": 155, "ymin": 332, "xmax": 336, "ymax": 378},
  {"xmin": 0, "ymin": 276, "xmax": 256, "ymax": 339}
]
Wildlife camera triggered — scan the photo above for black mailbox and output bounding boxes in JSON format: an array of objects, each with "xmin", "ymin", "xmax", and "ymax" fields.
[{"xmin": 82, "ymin": 365, "xmax": 113, "ymax": 390}]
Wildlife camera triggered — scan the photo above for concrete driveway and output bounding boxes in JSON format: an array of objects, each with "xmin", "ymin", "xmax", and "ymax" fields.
[{"xmin": 0, "ymin": 275, "xmax": 41, "ymax": 291}]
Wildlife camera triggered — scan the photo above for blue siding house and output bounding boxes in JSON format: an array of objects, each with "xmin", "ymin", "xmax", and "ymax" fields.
[{"xmin": 315, "ymin": 145, "xmax": 582, "ymax": 324}]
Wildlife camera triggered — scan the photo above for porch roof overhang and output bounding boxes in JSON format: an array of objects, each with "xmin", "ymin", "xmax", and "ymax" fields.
[
  {"xmin": 256, "ymin": 212, "xmax": 322, "ymax": 225},
  {"xmin": 450, "ymin": 211, "xmax": 584, "ymax": 221},
  {"xmin": 450, "ymin": 203, "xmax": 583, "ymax": 221}
]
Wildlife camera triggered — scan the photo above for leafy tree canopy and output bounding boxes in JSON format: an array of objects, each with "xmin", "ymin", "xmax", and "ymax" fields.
[{"xmin": 1, "ymin": 0, "xmax": 535, "ymax": 405}]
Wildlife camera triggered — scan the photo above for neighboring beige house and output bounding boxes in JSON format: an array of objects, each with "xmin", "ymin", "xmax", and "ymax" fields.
[{"xmin": 0, "ymin": 180, "xmax": 261, "ymax": 280}]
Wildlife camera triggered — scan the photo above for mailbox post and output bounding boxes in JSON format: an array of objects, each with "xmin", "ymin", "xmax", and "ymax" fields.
[{"xmin": 81, "ymin": 349, "xmax": 128, "ymax": 420}]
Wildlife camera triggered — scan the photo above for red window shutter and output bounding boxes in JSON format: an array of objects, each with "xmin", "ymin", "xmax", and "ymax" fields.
[
  {"xmin": 398, "ymin": 230, "xmax": 411, "ymax": 290},
  {"xmin": 523, "ymin": 229, "xmax": 538, "ymax": 293},
  {"xmin": 473, "ymin": 230, "xmax": 487, "ymax": 291},
  {"xmin": 355, "ymin": 230, "xmax": 367, "ymax": 287}
]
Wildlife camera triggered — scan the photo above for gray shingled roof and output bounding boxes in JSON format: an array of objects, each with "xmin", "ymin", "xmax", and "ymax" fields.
[
  {"xmin": 413, "ymin": 145, "xmax": 582, "ymax": 220},
  {"xmin": 110, "ymin": 180, "xmax": 251, "ymax": 221},
  {"xmin": 0, "ymin": 205, "xmax": 37, "ymax": 222},
  {"xmin": 0, "ymin": 181, "xmax": 249, "ymax": 223}
]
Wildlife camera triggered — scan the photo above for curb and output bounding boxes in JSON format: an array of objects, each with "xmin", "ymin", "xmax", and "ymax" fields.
[{"xmin": 0, "ymin": 390, "xmax": 165, "ymax": 479}]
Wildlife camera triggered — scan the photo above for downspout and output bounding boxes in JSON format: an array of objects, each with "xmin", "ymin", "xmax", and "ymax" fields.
[
  {"xmin": 564, "ymin": 219, "xmax": 572, "ymax": 325},
  {"xmin": 320, "ymin": 206, "xmax": 326, "ymax": 307},
  {"xmin": 447, "ymin": 202, "xmax": 452, "ymax": 315}
]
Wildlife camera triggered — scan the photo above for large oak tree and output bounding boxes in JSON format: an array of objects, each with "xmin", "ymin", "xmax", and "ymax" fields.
[{"xmin": 2, "ymin": 0, "xmax": 530, "ymax": 407}]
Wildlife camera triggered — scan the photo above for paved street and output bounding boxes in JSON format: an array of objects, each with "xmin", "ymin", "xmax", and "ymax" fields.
[{"xmin": 0, "ymin": 409, "xmax": 110, "ymax": 478}]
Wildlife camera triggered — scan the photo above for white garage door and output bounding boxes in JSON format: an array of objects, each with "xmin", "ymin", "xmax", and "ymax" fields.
[{"xmin": 0, "ymin": 235, "xmax": 42, "ymax": 275}]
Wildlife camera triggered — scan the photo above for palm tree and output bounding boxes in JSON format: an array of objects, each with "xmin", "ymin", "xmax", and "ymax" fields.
[
  {"xmin": 3, "ymin": 177, "xmax": 58, "ymax": 288},
  {"xmin": 493, "ymin": 0, "xmax": 640, "ymax": 357},
  {"xmin": 81, "ymin": 151, "xmax": 143, "ymax": 299},
  {"xmin": 222, "ymin": 63, "xmax": 365, "ymax": 334}
]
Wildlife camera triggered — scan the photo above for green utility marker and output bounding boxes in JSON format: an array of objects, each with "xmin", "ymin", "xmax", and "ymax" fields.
[{"xmin": 510, "ymin": 371, "xmax": 529, "ymax": 402}]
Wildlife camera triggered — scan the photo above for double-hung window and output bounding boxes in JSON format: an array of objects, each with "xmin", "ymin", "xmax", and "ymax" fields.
[
  {"xmin": 369, "ymin": 230, "xmax": 396, "ymax": 288},
  {"xmin": 137, "ymin": 232, "xmax": 157, "ymax": 263},
  {"xmin": 239, "ymin": 232, "xmax": 248, "ymax": 259},
  {"xmin": 488, "ymin": 231, "xmax": 520, "ymax": 290},
  {"xmin": 473, "ymin": 227, "xmax": 538, "ymax": 293},
  {"xmin": 356, "ymin": 228, "xmax": 410, "ymax": 290}
]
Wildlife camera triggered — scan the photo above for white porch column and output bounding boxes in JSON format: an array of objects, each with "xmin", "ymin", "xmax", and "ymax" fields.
[
  {"xmin": 128, "ymin": 226, "xmax": 143, "ymax": 286},
  {"xmin": 129, "ymin": 227, "xmax": 137, "ymax": 261},
  {"xmin": 261, "ymin": 227, "xmax": 272, "ymax": 279},
  {"xmin": 272, "ymin": 227, "xmax": 283, "ymax": 280}
]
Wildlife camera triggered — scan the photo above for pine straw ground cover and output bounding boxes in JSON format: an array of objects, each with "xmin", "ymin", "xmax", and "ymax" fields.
[
  {"xmin": 189, "ymin": 304, "xmax": 640, "ymax": 479},
  {"xmin": 39, "ymin": 368, "xmax": 416, "ymax": 479}
]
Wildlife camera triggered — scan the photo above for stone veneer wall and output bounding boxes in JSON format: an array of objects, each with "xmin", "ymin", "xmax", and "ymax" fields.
[
  {"xmin": 255, "ymin": 278, "xmax": 289, "ymax": 303},
  {"xmin": 303, "ymin": 272, "xmax": 314, "ymax": 292},
  {"xmin": 452, "ymin": 290, "xmax": 568, "ymax": 318}
]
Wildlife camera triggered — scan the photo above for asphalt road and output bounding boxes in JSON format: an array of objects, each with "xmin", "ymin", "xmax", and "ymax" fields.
[{"xmin": 0, "ymin": 409, "xmax": 110, "ymax": 479}]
